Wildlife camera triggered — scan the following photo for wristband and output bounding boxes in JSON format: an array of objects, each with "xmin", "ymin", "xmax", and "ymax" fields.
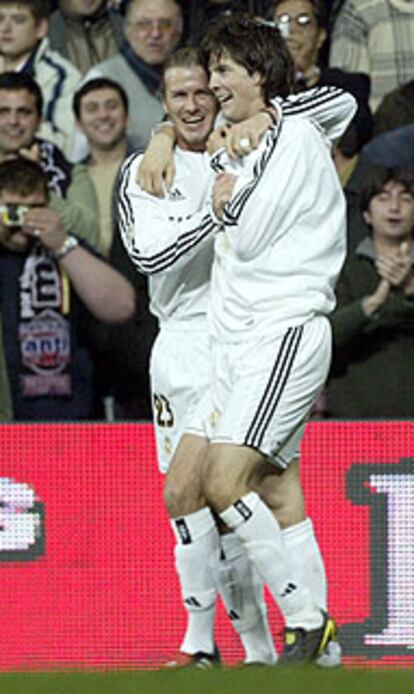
[{"xmin": 53, "ymin": 235, "xmax": 79, "ymax": 260}]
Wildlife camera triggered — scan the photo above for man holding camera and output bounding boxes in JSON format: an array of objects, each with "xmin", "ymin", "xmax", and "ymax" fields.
[{"xmin": 0, "ymin": 157, "xmax": 135, "ymax": 421}]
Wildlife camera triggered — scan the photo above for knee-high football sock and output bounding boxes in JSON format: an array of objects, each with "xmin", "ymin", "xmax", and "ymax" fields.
[
  {"xmin": 282, "ymin": 518, "xmax": 342, "ymax": 666},
  {"xmin": 282, "ymin": 518, "xmax": 327, "ymax": 610},
  {"xmin": 220, "ymin": 492, "xmax": 322, "ymax": 630},
  {"xmin": 218, "ymin": 532, "xmax": 277, "ymax": 664},
  {"xmin": 171, "ymin": 506, "xmax": 220, "ymax": 655}
]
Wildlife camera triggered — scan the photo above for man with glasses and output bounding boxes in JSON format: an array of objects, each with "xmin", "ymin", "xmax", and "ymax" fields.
[
  {"xmin": 273, "ymin": 0, "xmax": 372, "ymax": 180},
  {"xmin": 73, "ymin": 0, "xmax": 183, "ymax": 159}
]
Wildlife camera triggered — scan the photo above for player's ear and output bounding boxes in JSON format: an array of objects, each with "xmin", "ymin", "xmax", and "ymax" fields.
[
  {"xmin": 363, "ymin": 210, "xmax": 372, "ymax": 226},
  {"xmin": 252, "ymin": 71, "xmax": 263, "ymax": 87}
]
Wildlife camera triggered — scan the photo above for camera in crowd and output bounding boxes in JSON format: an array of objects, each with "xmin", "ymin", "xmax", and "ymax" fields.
[{"xmin": 0, "ymin": 204, "xmax": 29, "ymax": 228}]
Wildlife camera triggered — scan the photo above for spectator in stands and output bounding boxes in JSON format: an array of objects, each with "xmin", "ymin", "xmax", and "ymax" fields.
[
  {"xmin": 273, "ymin": 0, "xmax": 372, "ymax": 183},
  {"xmin": 0, "ymin": 157, "xmax": 135, "ymax": 421},
  {"xmin": 344, "ymin": 125, "xmax": 414, "ymax": 252},
  {"xmin": 327, "ymin": 166, "xmax": 414, "ymax": 418},
  {"xmin": 73, "ymin": 77, "xmax": 130, "ymax": 255},
  {"xmin": 373, "ymin": 79, "xmax": 414, "ymax": 138},
  {"xmin": 73, "ymin": 76, "xmax": 156, "ymax": 420},
  {"xmin": 0, "ymin": 72, "xmax": 99, "ymax": 245},
  {"xmin": 48, "ymin": 0, "xmax": 124, "ymax": 75},
  {"xmin": 75, "ymin": 0, "xmax": 184, "ymax": 158},
  {"xmin": 0, "ymin": 0, "xmax": 81, "ymax": 158},
  {"xmin": 329, "ymin": 0, "xmax": 414, "ymax": 112}
]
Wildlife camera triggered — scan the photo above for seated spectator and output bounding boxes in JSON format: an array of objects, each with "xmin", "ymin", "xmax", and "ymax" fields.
[
  {"xmin": 0, "ymin": 157, "xmax": 135, "ymax": 421},
  {"xmin": 327, "ymin": 166, "xmax": 414, "ymax": 418},
  {"xmin": 73, "ymin": 77, "xmax": 156, "ymax": 419},
  {"xmin": 0, "ymin": 0, "xmax": 82, "ymax": 158},
  {"xmin": 48, "ymin": 0, "xmax": 124, "ymax": 75},
  {"xmin": 74, "ymin": 0, "xmax": 184, "ymax": 159},
  {"xmin": 0, "ymin": 71, "xmax": 99, "ymax": 245},
  {"xmin": 273, "ymin": 0, "xmax": 372, "ymax": 183},
  {"xmin": 373, "ymin": 79, "xmax": 414, "ymax": 138},
  {"xmin": 329, "ymin": 0, "xmax": 414, "ymax": 111}
]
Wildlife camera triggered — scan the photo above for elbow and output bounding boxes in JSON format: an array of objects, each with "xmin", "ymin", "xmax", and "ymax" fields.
[
  {"xmin": 111, "ymin": 284, "xmax": 136, "ymax": 324},
  {"xmin": 100, "ymin": 282, "xmax": 136, "ymax": 324}
]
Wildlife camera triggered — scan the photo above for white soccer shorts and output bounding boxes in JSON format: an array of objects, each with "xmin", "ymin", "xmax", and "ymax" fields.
[
  {"xmin": 187, "ymin": 316, "xmax": 332, "ymax": 468},
  {"xmin": 149, "ymin": 322, "xmax": 211, "ymax": 474}
]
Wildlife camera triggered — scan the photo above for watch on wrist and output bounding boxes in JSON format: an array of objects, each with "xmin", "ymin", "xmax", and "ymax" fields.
[{"xmin": 53, "ymin": 235, "xmax": 79, "ymax": 260}]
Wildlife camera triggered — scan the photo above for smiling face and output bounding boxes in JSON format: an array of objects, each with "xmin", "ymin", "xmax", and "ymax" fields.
[
  {"xmin": 364, "ymin": 181, "xmax": 414, "ymax": 242},
  {"xmin": 125, "ymin": 0, "xmax": 183, "ymax": 67},
  {"xmin": 163, "ymin": 64, "xmax": 218, "ymax": 152},
  {"xmin": 0, "ymin": 89, "xmax": 40, "ymax": 156},
  {"xmin": 274, "ymin": 0, "xmax": 326, "ymax": 73},
  {"xmin": 0, "ymin": 3, "xmax": 48, "ymax": 65},
  {"xmin": 76, "ymin": 86, "xmax": 128, "ymax": 151},
  {"xmin": 208, "ymin": 51, "xmax": 265, "ymax": 124}
]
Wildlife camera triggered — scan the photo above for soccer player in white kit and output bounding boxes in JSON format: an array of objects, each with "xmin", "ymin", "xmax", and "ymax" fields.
[
  {"xmin": 192, "ymin": 15, "xmax": 346, "ymax": 664},
  {"xmin": 119, "ymin": 40, "xmax": 355, "ymax": 666}
]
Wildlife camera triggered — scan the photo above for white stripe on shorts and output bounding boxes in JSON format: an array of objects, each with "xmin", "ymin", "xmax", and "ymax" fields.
[{"xmin": 243, "ymin": 325, "xmax": 304, "ymax": 450}]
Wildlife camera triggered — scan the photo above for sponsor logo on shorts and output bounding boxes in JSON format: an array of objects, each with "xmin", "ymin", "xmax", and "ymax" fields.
[{"xmin": 280, "ymin": 582, "xmax": 298, "ymax": 598}]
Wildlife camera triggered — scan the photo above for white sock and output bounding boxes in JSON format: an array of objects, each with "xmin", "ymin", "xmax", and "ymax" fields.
[
  {"xmin": 218, "ymin": 533, "xmax": 277, "ymax": 664},
  {"xmin": 282, "ymin": 519, "xmax": 341, "ymax": 666},
  {"xmin": 171, "ymin": 507, "xmax": 219, "ymax": 655},
  {"xmin": 282, "ymin": 518, "xmax": 327, "ymax": 611},
  {"xmin": 220, "ymin": 492, "xmax": 322, "ymax": 630}
]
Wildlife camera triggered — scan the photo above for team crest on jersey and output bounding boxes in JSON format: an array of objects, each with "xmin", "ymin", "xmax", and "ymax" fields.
[{"xmin": 209, "ymin": 409, "xmax": 221, "ymax": 428}]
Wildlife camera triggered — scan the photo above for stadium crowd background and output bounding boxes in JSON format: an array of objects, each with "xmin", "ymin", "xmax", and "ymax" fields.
[{"xmin": 1, "ymin": 0, "xmax": 414, "ymax": 424}]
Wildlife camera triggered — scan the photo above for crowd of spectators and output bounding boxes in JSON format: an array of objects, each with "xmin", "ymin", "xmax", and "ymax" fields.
[{"xmin": 0, "ymin": 0, "xmax": 413, "ymax": 422}]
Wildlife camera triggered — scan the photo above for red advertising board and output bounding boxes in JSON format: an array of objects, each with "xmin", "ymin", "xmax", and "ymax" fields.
[{"xmin": 0, "ymin": 421, "xmax": 413, "ymax": 670}]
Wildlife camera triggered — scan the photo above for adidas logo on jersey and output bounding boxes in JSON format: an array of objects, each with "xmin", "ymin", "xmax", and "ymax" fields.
[{"xmin": 169, "ymin": 187, "xmax": 185, "ymax": 201}]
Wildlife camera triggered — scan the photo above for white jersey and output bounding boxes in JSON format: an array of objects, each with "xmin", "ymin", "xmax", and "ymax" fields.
[
  {"xmin": 118, "ymin": 86, "xmax": 355, "ymax": 328},
  {"xmin": 118, "ymin": 148, "xmax": 215, "ymax": 325},
  {"xmin": 207, "ymin": 111, "xmax": 347, "ymax": 342}
]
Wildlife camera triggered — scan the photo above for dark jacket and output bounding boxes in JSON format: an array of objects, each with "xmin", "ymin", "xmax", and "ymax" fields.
[
  {"xmin": 327, "ymin": 237, "xmax": 414, "ymax": 418},
  {"xmin": 48, "ymin": 6, "xmax": 124, "ymax": 74}
]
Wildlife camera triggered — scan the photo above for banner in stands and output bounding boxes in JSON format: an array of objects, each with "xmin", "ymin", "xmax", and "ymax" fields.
[{"xmin": 0, "ymin": 422, "xmax": 413, "ymax": 670}]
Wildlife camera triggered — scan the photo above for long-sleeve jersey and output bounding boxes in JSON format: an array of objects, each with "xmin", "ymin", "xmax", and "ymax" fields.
[
  {"xmin": 207, "ymin": 111, "xmax": 347, "ymax": 342},
  {"xmin": 118, "ymin": 86, "xmax": 356, "ymax": 326}
]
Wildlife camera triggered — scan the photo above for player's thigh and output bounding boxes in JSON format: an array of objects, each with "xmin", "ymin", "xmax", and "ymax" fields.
[
  {"xmin": 212, "ymin": 317, "xmax": 331, "ymax": 469},
  {"xmin": 202, "ymin": 441, "xmax": 268, "ymax": 512},
  {"xmin": 150, "ymin": 326, "xmax": 210, "ymax": 474}
]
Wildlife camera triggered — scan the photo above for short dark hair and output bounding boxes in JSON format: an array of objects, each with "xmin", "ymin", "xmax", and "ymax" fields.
[
  {"xmin": 0, "ymin": 0, "xmax": 52, "ymax": 22},
  {"xmin": 0, "ymin": 157, "xmax": 49, "ymax": 199},
  {"xmin": 0, "ymin": 72, "xmax": 43, "ymax": 116},
  {"xmin": 201, "ymin": 12, "xmax": 294, "ymax": 101},
  {"xmin": 73, "ymin": 78, "xmax": 129, "ymax": 119},
  {"xmin": 361, "ymin": 167, "xmax": 414, "ymax": 213},
  {"xmin": 272, "ymin": 0, "xmax": 328, "ymax": 29},
  {"xmin": 161, "ymin": 47, "xmax": 208, "ymax": 95}
]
